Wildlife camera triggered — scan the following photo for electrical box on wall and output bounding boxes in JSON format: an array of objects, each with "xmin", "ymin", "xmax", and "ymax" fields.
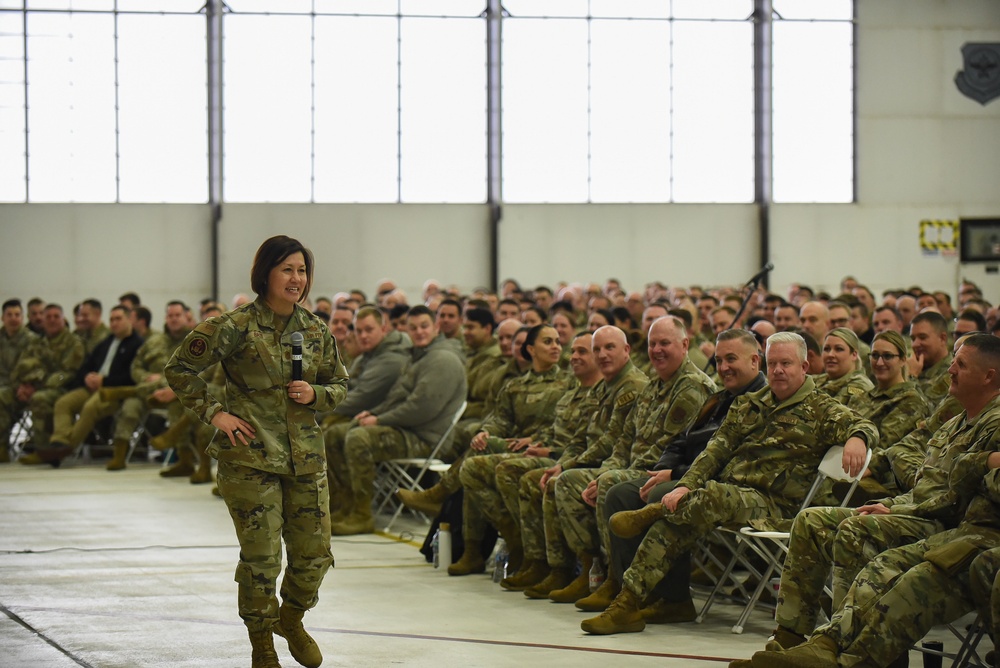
[{"xmin": 959, "ymin": 218, "xmax": 1000, "ymax": 300}]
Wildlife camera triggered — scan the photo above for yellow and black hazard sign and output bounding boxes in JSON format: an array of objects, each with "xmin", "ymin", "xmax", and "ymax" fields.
[{"xmin": 920, "ymin": 219, "xmax": 959, "ymax": 253}]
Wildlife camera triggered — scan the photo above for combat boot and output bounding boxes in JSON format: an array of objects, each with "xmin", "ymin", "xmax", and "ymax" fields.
[
  {"xmin": 247, "ymin": 628, "xmax": 282, "ymax": 668},
  {"xmin": 189, "ymin": 439, "xmax": 213, "ymax": 484},
  {"xmin": 160, "ymin": 446, "xmax": 195, "ymax": 477},
  {"xmin": 609, "ymin": 503, "xmax": 664, "ymax": 539},
  {"xmin": 639, "ymin": 596, "xmax": 696, "ymax": 624},
  {"xmin": 580, "ymin": 587, "xmax": 645, "ymax": 635},
  {"xmin": 330, "ymin": 488, "xmax": 374, "ymax": 535},
  {"xmin": 500, "ymin": 559, "xmax": 549, "ymax": 591},
  {"xmin": 749, "ymin": 634, "xmax": 838, "ymax": 668},
  {"xmin": 575, "ymin": 574, "xmax": 620, "ymax": 611},
  {"xmin": 394, "ymin": 484, "xmax": 449, "ymax": 517},
  {"xmin": 548, "ymin": 553, "xmax": 594, "ymax": 603},
  {"xmin": 728, "ymin": 660, "xmax": 753, "ymax": 668},
  {"xmin": 274, "ymin": 606, "xmax": 322, "ymax": 668},
  {"xmin": 764, "ymin": 625, "xmax": 807, "ymax": 651},
  {"xmin": 447, "ymin": 545, "xmax": 486, "ymax": 576},
  {"xmin": 105, "ymin": 438, "xmax": 129, "ymax": 471},
  {"xmin": 150, "ymin": 414, "xmax": 192, "ymax": 451},
  {"xmin": 523, "ymin": 566, "xmax": 575, "ymax": 599}
]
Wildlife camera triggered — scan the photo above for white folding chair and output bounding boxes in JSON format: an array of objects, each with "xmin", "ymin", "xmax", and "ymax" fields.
[
  {"xmin": 695, "ymin": 444, "xmax": 873, "ymax": 633},
  {"xmin": 8, "ymin": 410, "xmax": 32, "ymax": 460},
  {"xmin": 376, "ymin": 400, "xmax": 466, "ymax": 533}
]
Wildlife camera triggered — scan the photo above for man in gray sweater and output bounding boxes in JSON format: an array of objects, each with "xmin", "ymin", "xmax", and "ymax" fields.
[
  {"xmin": 324, "ymin": 305, "xmax": 411, "ymax": 516},
  {"xmin": 330, "ymin": 305, "xmax": 467, "ymax": 535}
]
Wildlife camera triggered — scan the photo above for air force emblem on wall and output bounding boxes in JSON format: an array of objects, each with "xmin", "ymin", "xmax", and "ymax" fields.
[{"xmin": 955, "ymin": 43, "xmax": 1000, "ymax": 105}]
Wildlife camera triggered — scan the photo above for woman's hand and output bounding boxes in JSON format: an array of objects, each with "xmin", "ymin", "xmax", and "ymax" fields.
[
  {"xmin": 211, "ymin": 412, "xmax": 256, "ymax": 446},
  {"xmin": 287, "ymin": 381, "xmax": 315, "ymax": 405}
]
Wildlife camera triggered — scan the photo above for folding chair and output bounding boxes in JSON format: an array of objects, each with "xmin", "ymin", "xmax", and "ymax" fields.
[
  {"xmin": 377, "ymin": 400, "xmax": 466, "ymax": 533},
  {"xmin": 695, "ymin": 444, "xmax": 873, "ymax": 633},
  {"xmin": 8, "ymin": 410, "xmax": 32, "ymax": 460}
]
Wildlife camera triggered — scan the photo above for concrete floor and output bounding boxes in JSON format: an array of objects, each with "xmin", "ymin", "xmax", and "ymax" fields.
[{"xmin": 0, "ymin": 460, "xmax": 987, "ymax": 668}]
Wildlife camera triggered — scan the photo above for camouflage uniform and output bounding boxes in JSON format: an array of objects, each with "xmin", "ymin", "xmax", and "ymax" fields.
[
  {"xmin": 810, "ymin": 421, "xmax": 1000, "ymax": 667},
  {"xmin": 775, "ymin": 396, "xmax": 1000, "ymax": 637},
  {"xmin": 331, "ymin": 329, "xmax": 411, "ymax": 419},
  {"xmin": 122, "ymin": 328, "xmax": 192, "ymax": 448},
  {"xmin": 916, "ymin": 353, "xmax": 953, "ymax": 407},
  {"xmin": 969, "ymin": 547, "xmax": 1000, "ymax": 651},
  {"xmin": 453, "ymin": 358, "xmax": 527, "ymax": 461},
  {"xmin": 459, "ymin": 367, "xmax": 573, "ymax": 542},
  {"xmin": 513, "ymin": 383, "xmax": 600, "ymax": 563},
  {"xmin": 814, "ymin": 370, "xmax": 874, "ymax": 412},
  {"xmin": 555, "ymin": 357, "xmax": 717, "ymax": 561},
  {"xmin": 619, "ymin": 377, "xmax": 879, "ymax": 602},
  {"xmin": 0, "ymin": 325, "xmax": 36, "ymax": 389},
  {"xmin": 865, "ymin": 394, "xmax": 962, "ymax": 494},
  {"xmin": 0, "ymin": 328, "xmax": 84, "ymax": 448},
  {"xmin": 859, "ymin": 379, "xmax": 929, "ymax": 452},
  {"xmin": 165, "ymin": 298, "xmax": 347, "ymax": 632},
  {"xmin": 75, "ymin": 322, "xmax": 110, "ymax": 356},
  {"xmin": 539, "ymin": 361, "xmax": 649, "ymax": 568},
  {"xmin": 602, "ymin": 373, "xmax": 768, "ymax": 595}
]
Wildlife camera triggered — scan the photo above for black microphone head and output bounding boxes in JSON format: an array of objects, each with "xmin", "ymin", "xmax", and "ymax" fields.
[{"xmin": 290, "ymin": 331, "xmax": 304, "ymax": 346}]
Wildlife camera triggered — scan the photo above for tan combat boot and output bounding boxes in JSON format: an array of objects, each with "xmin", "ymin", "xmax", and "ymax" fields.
[
  {"xmin": 575, "ymin": 575, "xmax": 621, "ymax": 611},
  {"xmin": 189, "ymin": 438, "xmax": 213, "ymax": 484},
  {"xmin": 749, "ymin": 634, "xmax": 838, "ymax": 668},
  {"xmin": 330, "ymin": 488, "xmax": 374, "ymax": 536},
  {"xmin": 609, "ymin": 503, "xmax": 665, "ymax": 539},
  {"xmin": 764, "ymin": 625, "xmax": 808, "ymax": 651},
  {"xmin": 580, "ymin": 587, "xmax": 646, "ymax": 635},
  {"xmin": 248, "ymin": 628, "xmax": 282, "ymax": 668},
  {"xmin": 447, "ymin": 544, "xmax": 486, "ymax": 576},
  {"xmin": 523, "ymin": 566, "xmax": 575, "ymax": 599},
  {"xmin": 150, "ymin": 414, "xmax": 192, "ymax": 451},
  {"xmin": 500, "ymin": 559, "xmax": 549, "ymax": 591},
  {"xmin": 639, "ymin": 596, "xmax": 697, "ymax": 623},
  {"xmin": 274, "ymin": 606, "xmax": 322, "ymax": 668},
  {"xmin": 548, "ymin": 553, "xmax": 594, "ymax": 603},
  {"xmin": 394, "ymin": 484, "xmax": 449, "ymax": 517},
  {"xmin": 106, "ymin": 438, "xmax": 129, "ymax": 471},
  {"xmin": 160, "ymin": 446, "xmax": 195, "ymax": 478}
]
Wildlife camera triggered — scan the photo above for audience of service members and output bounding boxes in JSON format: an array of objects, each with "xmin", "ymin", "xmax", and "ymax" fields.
[{"xmin": 3, "ymin": 276, "xmax": 1000, "ymax": 666}]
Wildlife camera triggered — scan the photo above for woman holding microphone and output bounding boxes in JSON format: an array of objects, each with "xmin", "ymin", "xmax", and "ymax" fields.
[{"xmin": 167, "ymin": 235, "xmax": 348, "ymax": 668}]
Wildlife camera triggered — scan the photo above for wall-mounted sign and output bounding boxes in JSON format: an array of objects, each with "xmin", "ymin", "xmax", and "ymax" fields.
[
  {"xmin": 920, "ymin": 219, "xmax": 959, "ymax": 256},
  {"xmin": 955, "ymin": 43, "xmax": 1000, "ymax": 105}
]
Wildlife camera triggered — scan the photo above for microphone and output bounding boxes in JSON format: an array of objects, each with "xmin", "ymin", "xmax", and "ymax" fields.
[
  {"xmin": 290, "ymin": 331, "xmax": 303, "ymax": 381},
  {"xmin": 745, "ymin": 263, "xmax": 775, "ymax": 286}
]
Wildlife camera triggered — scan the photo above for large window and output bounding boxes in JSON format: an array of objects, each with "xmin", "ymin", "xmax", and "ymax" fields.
[{"xmin": 0, "ymin": 0, "xmax": 854, "ymax": 204}]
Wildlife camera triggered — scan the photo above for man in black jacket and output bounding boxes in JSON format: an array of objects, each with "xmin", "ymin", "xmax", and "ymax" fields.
[
  {"xmin": 593, "ymin": 328, "xmax": 766, "ymax": 621},
  {"xmin": 22, "ymin": 305, "xmax": 144, "ymax": 467}
]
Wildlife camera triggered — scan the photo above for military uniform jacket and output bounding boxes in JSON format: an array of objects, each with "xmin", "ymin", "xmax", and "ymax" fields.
[
  {"xmin": 862, "ymin": 379, "xmax": 929, "ymax": 450},
  {"xmin": 165, "ymin": 299, "xmax": 348, "ymax": 476},
  {"xmin": 630, "ymin": 344, "xmax": 654, "ymax": 379},
  {"xmin": 12, "ymin": 328, "xmax": 84, "ymax": 391},
  {"xmin": 917, "ymin": 353, "xmax": 953, "ymax": 408},
  {"xmin": 483, "ymin": 359, "xmax": 528, "ymax": 417},
  {"xmin": 868, "ymin": 394, "xmax": 963, "ymax": 492},
  {"xmin": 75, "ymin": 323, "xmax": 110, "ymax": 356},
  {"xmin": 131, "ymin": 329, "xmax": 189, "ymax": 389},
  {"xmin": 535, "ymin": 381, "xmax": 599, "ymax": 460},
  {"xmin": 333, "ymin": 329, "xmax": 411, "ymax": 417},
  {"xmin": 558, "ymin": 360, "xmax": 649, "ymax": 470},
  {"xmin": 814, "ymin": 370, "xmax": 874, "ymax": 412},
  {"xmin": 480, "ymin": 365, "xmax": 572, "ymax": 441},
  {"xmin": 879, "ymin": 396, "xmax": 1000, "ymax": 528},
  {"xmin": 70, "ymin": 331, "xmax": 145, "ymax": 389},
  {"xmin": 599, "ymin": 356, "xmax": 718, "ymax": 474},
  {"xmin": 369, "ymin": 333, "xmax": 467, "ymax": 447},
  {"xmin": 0, "ymin": 326, "xmax": 36, "ymax": 387},
  {"xmin": 654, "ymin": 372, "xmax": 768, "ymax": 481},
  {"xmin": 463, "ymin": 338, "xmax": 504, "ymax": 420},
  {"xmin": 677, "ymin": 376, "xmax": 880, "ymax": 516}
]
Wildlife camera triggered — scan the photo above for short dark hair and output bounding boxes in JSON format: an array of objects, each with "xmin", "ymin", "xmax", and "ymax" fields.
[
  {"xmin": 82, "ymin": 298, "xmax": 102, "ymax": 312},
  {"xmin": 963, "ymin": 333, "xmax": 1000, "ymax": 373},
  {"xmin": 437, "ymin": 298, "xmax": 462, "ymax": 314},
  {"xmin": 134, "ymin": 306, "xmax": 152, "ymax": 328},
  {"xmin": 957, "ymin": 308, "xmax": 987, "ymax": 333},
  {"xmin": 668, "ymin": 308, "xmax": 693, "ymax": 329},
  {"xmin": 524, "ymin": 305, "xmax": 548, "ymax": 323},
  {"xmin": 119, "ymin": 292, "xmax": 141, "ymax": 307},
  {"xmin": 27, "ymin": 297, "xmax": 44, "ymax": 309},
  {"xmin": 167, "ymin": 300, "xmax": 189, "ymax": 311},
  {"xmin": 249, "ymin": 235, "xmax": 314, "ymax": 304},
  {"xmin": 407, "ymin": 304, "xmax": 434, "ymax": 320},
  {"xmin": 465, "ymin": 307, "xmax": 495, "ymax": 331},
  {"xmin": 3, "ymin": 298, "xmax": 22, "ymax": 312},
  {"xmin": 499, "ymin": 298, "xmax": 519, "ymax": 309},
  {"xmin": 910, "ymin": 310, "xmax": 948, "ymax": 334},
  {"xmin": 389, "ymin": 304, "xmax": 410, "ymax": 320},
  {"xmin": 110, "ymin": 304, "xmax": 130, "ymax": 317}
]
